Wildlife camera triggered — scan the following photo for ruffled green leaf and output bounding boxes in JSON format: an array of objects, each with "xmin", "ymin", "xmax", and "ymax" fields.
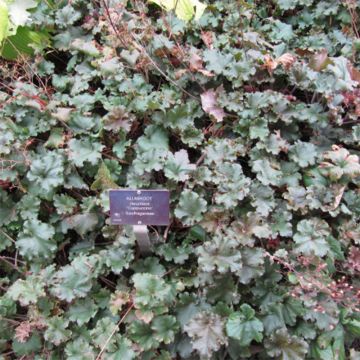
[
  {"xmin": 265, "ymin": 328, "xmax": 308, "ymax": 360},
  {"xmin": 175, "ymin": 190, "xmax": 207, "ymax": 226},
  {"xmin": 16, "ymin": 219, "xmax": 56, "ymax": 259},
  {"xmin": 27, "ymin": 152, "xmax": 64, "ymax": 193},
  {"xmin": 184, "ymin": 312, "xmax": 227, "ymax": 358},
  {"xmin": 8, "ymin": 276, "xmax": 45, "ymax": 306},
  {"xmin": 197, "ymin": 235, "xmax": 242, "ymax": 273},
  {"xmin": 293, "ymin": 218, "xmax": 331, "ymax": 257}
]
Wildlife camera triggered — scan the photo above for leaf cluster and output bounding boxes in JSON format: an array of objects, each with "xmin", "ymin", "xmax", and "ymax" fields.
[{"xmin": 0, "ymin": 0, "xmax": 359, "ymax": 359}]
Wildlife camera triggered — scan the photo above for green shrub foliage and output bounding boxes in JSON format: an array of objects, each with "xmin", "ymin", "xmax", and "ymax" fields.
[{"xmin": 0, "ymin": 0, "xmax": 360, "ymax": 359}]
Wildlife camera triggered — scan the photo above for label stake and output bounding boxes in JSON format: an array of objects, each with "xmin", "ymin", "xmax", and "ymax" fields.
[{"xmin": 133, "ymin": 225, "xmax": 152, "ymax": 255}]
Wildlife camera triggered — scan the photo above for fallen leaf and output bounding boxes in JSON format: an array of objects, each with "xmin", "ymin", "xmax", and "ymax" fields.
[
  {"xmin": 201, "ymin": 31, "xmax": 214, "ymax": 49},
  {"xmin": 201, "ymin": 87, "xmax": 226, "ymax": 122},
  {"xmin": 175, "ymin": 69, "xmax": 188, "ymax": 79},
  {"xmin": 189, "ymin": 52, "xmax": 203, "ymax": 72},
  {"xmin": 263, "ymin": 55, "xmax": 278, "ymax": 73},
  {"xmin": 51, "ymin": 108, "xmax": 73, "ymax": 122},
  {"xmin": 198, "ymin": 69, "xmax": 214, "ymax": 77},
  {"xmin": 277, "ymin": 53, "xmax": 296, "ymax": 69},
  {"xmin": 15, "ymin": 322, "xmax": 32, "ymax": 343},
  {"xmin": 347, "ymin": 62, "xmax": 360, "ymax": 84},
  {"xmin": 331, "ymin": 185, "xmax": 346, "ymax": 210},
  {"xmin": 263, "ymin": 53, "xmax": 296, "ymax": 73},
  {"xmin": 309, "ymin": 49, "xmax": 332, "ymax": 71},
  {"xmin": 188, "ymin": 51, "xmax": 214, "ymax": 77},
  {"xmin": 347, "ymin": 246, "xmax": 360, "ymax": 273},
  {"xmin": 295, "ymin": 48, "xmax": 314, "ymax": 57}
]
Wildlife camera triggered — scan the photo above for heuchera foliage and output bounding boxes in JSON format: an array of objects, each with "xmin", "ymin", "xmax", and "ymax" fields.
[{"xmin": 0, "ymin": 0, "xmax": 360, "ymax": 359}]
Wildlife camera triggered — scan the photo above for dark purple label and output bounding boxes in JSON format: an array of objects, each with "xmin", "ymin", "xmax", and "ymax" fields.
[{"xmin": 109, "ymin": 189, "xmax": 170, "ymax": 225}]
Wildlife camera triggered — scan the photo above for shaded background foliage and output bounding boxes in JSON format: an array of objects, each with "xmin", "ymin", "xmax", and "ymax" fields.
[{"xmin": 0, "ymin": 0, "xmax": 360, "ymax": 359}]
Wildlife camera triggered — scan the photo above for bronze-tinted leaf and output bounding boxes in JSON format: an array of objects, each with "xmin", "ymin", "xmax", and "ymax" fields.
[{"xmin": 309, "ymin": 49, "xmax": 333, "ymax": 71}]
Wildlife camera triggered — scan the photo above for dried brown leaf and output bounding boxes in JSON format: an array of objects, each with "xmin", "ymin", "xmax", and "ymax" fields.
[
  {"xmin": 200, "ymin": 87, "xmax": 226, "ymax": 122},
  {"xmin": 188, "ymin": 51, "xmax": 214, "ymax": 77},
  {"xmin": 201, "ymin": 31, "xmax": 214, "ymax": 49},
  {"xmin": 15, "ymin": 322, "xmax": 32, "ymax": 343},
  {"xmin": 309, "ymin": 49, "xmax": 333, "ymax": 71},
  {"xmin": 332, "ymin": 185, "xmax": 346, "ymax": 210},
  {"xmin": 347, "ymin": 62, "xmax": 360, "ymax": 84},
  {"xmin": 264, "ymin": 53, "xmax": 296, "ymax": 74},
  {"xmin": 277, "ymin": 53, "xmax": 296, "ymax": 70},
  {"xmin": 263, "ymin": 55, "xmax": 278, "ymax": 73},
  {"xmin": 174, "ymin": 69, "xmax": 188, "ymax": 80},
  {"xmin": 347, "ymin": 246, "xmax": 360, "ymax": 273},
  {"xmin": 51, "ymin": 107, "xmax": 73, "ymax": 122},
  {"xmin": 189, "ymin": 52, "xmax": 203, "ymax": 72}
]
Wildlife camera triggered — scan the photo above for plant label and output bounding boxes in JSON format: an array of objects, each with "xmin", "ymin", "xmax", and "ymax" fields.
[{"xmin": 109, "ymin": 189, "xmax": 170, "ymax": 225}]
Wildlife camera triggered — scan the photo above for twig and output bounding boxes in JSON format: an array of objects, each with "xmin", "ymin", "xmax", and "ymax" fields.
[
  {"xmin": 163, "ymin": 223, "xmax": 171, "ymax": 241},
  {"xmin": 95, "ymin": 303, "xmax": 134, "ymax": 360},
  {"xmin": 15, "ymin": 249, "xmax": 18, "ymax": 268},
  {"xmin": 131, "ymin": 34, "xmax": 199, "ymax": 100},
  {"xmin": 101, "ymin": 0, "xmax": 127, "ymax": 47},
  {"xmin": 346, "ymin": 2, "xmax": 360, "ymax": 39},
  {"xmin": 98, "ymin": 0, "xmax": 199, "ymax": 100},
  {"xmin": 1, "ymin": 255, "xmax": 25, "ymax": 264},
  {"xmin": 5, "ymin": 39, "xmax": 52, "ymax": 98},
  {"xmin": 0, "ymin": 256, "xmax": 24, "ymax": 274},
  {"xmin": 2, "ymin": 317, "xmax": 20, "ymax": 325},
  {"xmin": 99, "ymin": 276, "xmax": 116, "ymax": 289},
  {"xmin": 196, "ymin": 152, "xmax": 206, "ymax": 166},
  {"xmin": 149, "ymin": 225, "xmax": 160, "ymax": 242},
  {"xmin": 0, "ymin": 228, "xmax": 16, "ymax": 244}
]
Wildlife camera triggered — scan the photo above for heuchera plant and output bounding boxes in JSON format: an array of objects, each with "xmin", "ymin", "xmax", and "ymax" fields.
[{"xmin": 0, "ymin": 0, "xmax": 359, "ymax": 359}]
